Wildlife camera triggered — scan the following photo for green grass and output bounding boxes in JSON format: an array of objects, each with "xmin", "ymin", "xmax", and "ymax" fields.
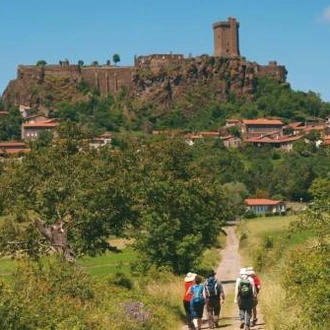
[
  {"xmin": 78, "ymin": 248, "xmax": 137, "ymax": 278},
  {"xmin": 0, "ymin": 257, "xmax": 18, "ymax": 277},
  {"xmin": 243, "ymin": 215, "xmax": 296, "ymax": 235},
  {"xmin": 0, "ymin": 247, "xmax": 137, "ymax": 280},
  {"xmin": 237, "ymin": 215, "xmax": 298, "ymax": 266}
]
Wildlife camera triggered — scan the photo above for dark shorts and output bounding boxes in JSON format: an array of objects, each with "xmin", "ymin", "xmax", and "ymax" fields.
[
  {"xmin": 207, "ymin": 296, "xmax": 221, "ymax": 316},
  {"xmin": 190, "ymin": 300, "xmax": 205, "ymax": 318}
]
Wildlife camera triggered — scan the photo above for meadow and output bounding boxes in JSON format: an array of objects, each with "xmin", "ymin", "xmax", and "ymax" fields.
[{"xmin": 0, "ymin": 214, "xmax": 310, "ymax": 329}]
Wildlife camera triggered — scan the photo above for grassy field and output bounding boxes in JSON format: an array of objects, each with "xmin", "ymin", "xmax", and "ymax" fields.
[
  {"xmin": 0, "ymin": 243, "xmax": 137, "ymax": 280},
  {"xmin": 236, "ymin": 214, "xmax": 316, "ymax": 330},
  {"xmin": 78, "ymin": 247, "xmax": 137, "ymax": 278},
  {"xmin": 237, "ymin": 215, "xmax": 298, "ymax": 264}
]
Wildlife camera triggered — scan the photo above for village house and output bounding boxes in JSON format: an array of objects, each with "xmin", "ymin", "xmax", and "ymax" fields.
[
  {"xmin": 244, "ymin": 134, "xmax": 303, "ymax": 152},
  {"xmin": 0, "ymin": 141, "xmax": 30, "ymax": 157},
  {"xmin": 88, "ymin": 132, "xmax": 112, "ymax": 149},
  {"xmin": 241, "ymin": 118, "xmax": 285, "ymax": 139},
  {"xmin": 245, "ymin": 198, "xmax": 286, "ymax": 214},
  {"xmin": 225, "ymin": 118, "xmax": 241, "ymax": 127},
  {"xmin": 21, "ymin": 119, "xmax": 59, "ymax": 141},
  {"xmin": 221, "ymin": 134, "xmax": 241, "ymax": 148}
]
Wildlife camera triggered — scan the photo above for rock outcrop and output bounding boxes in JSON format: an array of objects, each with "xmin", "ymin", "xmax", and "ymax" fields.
[{"xmin": 1, "ymin": 55, "xmax": 287, "ymax": 114}]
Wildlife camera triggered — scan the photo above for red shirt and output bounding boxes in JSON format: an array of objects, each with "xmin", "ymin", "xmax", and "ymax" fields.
[
  {"xmin": 183, "ymin": 281, "xmax": 194, "ymax": 301},
  {"xmin": 251, "ymin": 274, "xmax": 261, "ymax": 292}
]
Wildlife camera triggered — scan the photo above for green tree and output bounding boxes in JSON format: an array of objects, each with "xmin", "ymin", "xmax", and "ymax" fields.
[
  {"xmin": 113, "ymin": 53, "xmax": 120, "ymax": 66},
  {"xmin": 36, "ymin": 60, "xmax": 47, "ymax": 66},
  {"xmin": 0, "ymin": 128, "xmax": 139, "ymax": 259},
  {"xmin": 0, "ymin": 106, "xmax": 22, "ymax": 140},
  {"xmin": 127, "ymin": 137, "xmax": 233, "ymax": 273}
]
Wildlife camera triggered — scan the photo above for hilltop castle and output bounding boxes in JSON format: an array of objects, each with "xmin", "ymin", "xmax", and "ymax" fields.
[{"xmin": 2, "ymin": 18, "xmax": 287, "ymax": 109}]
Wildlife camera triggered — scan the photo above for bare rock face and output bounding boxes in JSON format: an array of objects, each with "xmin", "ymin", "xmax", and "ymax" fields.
[{"xmin": 130, "ymin": 56, "xmax": 287, "ymax": 108}]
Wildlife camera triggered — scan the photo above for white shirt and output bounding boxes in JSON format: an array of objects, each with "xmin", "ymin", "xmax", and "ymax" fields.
[{"xmin": 234, "ymin": 275, "xmax": 256, "ymax": 303}]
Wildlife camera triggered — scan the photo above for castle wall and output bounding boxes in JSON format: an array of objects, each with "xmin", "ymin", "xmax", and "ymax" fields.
[
  {"xmin": 17, "ymin": 65, "xmax": 82, "ymax": 82},
  {"xmin": 81, "ymin": 66, "xmax": 134, "ymax": 94}
]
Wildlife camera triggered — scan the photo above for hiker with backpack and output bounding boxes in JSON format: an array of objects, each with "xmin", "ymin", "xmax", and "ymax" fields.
[
  {"xmin": 183, "ymin": 272, "xmax": 197, "ymax": 330},
  {"xmin": 187, "ymin": 274, "xmax": 205, "ymax": 330},
  {"xmin": 246, "ymin": 267, "xmax": 261, "ymax": 326},
  {"xmin": 234, "ymin": 268, "xmax": 256, "ymax": 330},
  {"xmin": 204, "ymin": 270, "xmax": 225, "ymax": 329}
]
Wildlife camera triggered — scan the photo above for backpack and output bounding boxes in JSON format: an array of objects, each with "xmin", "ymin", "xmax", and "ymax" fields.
[
  {"xmin": 239, "ymin": 277, "xmax": 252, "ymax": 298},
  {"xmin": 205, "ymin": 277, "xmax": 219, "ymax": 297},
  {"xmin": 192, "ymin": 284, "xmax": 205, "ymax": 303}
]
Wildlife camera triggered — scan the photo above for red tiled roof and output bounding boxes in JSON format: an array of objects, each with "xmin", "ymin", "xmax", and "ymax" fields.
[
  {"xmin": 245, "ymin": 135, "xmax": 303, "ymax": 143},
  {"xmin": 245, "ymin": 198, "xmax": 282, "ymax": 206},
  {"xmin": 226, "ymin": 119, "xmax": 241, "ymax": 123},
  {"xmin": 23, "ymin": 122, "xmax": 59, "ymax": 128},
  {"xmin": 302, "ymin": 125, "xmax": 328, "ymax": 133},
  {"xmin": 287, "ymin": 122, "xmax": 304, "ymax": 129},
  {"xmin": 242, "ymin": 118, "xmax": 284, "ymax": 125},
  {"xmin": 201, "ymin": 131, "xmax": 219, "ymax": 136},
  {"xmin": 185, "ymin": 133, "xmax": 203, "ymax": 139},
  {"xmin": 221, "ymin": 134, "xmax": 236, "ymax": 140},
  {"xmin": 0, "ymin": 141, "xmax": 26, "ymax": 147}
]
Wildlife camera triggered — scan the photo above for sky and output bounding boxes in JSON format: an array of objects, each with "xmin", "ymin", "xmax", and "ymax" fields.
[{"xmin": 1, "ymin": 0, "xmax": 330, "ymax": 102}]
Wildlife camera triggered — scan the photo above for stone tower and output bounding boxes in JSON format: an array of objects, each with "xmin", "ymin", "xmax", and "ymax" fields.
[{"xmin": 213, "ymin": 17, "xmax": 240, "ymax": 57}]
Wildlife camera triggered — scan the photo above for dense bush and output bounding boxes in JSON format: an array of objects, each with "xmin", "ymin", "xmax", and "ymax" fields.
[{"xmin": 0, "ymin": 258, "xmax": 182, "ymax": 329}]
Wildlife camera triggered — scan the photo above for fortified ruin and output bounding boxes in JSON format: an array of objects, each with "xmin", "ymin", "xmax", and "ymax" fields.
[{"xmin": 1, "ymin": 18, "xmax": 287, "ymax": 110}]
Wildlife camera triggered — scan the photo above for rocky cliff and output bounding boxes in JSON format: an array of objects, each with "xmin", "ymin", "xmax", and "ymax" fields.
[{"xmin": 1, "ymin": 55, "xmax": 287, "ymax": 114}]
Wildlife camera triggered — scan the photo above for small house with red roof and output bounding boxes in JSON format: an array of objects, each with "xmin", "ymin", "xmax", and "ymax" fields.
[
  {"xmin": 245, "ymin": 198, "xmax": 286, "ymax": 214},
  {"xmin": 241, "ymin": 118, "xmax": 284, "ymax": 138},
  {"xmin": 22, "ymin": 119, "xmax": 59, "ymax": 141},
  {"xmin": 0, "ymin": 141, "xmax": 30, "ymax": 157},
  {"xmin": 244, "ymin": 134, "xmax": 303, "ymax": 152}
]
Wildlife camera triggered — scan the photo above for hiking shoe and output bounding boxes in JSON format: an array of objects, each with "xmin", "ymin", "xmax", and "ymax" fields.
[
  {"xmin": 252, "ymin": 318, "xmax": 258, "ymax": 326},
  {"xmin": 240, "ymin": 322, "xmax": 245, "ymax": 329},
  {"xmin": 215, "ymin": 321, "xmax": 219, "ymax": 328}
]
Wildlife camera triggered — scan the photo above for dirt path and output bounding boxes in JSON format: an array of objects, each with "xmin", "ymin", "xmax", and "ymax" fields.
[{"xmin": 181, "ymin": 225, "xmax": 265, "ymax": 330}]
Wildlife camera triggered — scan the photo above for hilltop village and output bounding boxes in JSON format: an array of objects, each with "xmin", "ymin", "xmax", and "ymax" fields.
[{"xmin": 1, "ymin": 17, "xmax": 330, "ymax": 155}]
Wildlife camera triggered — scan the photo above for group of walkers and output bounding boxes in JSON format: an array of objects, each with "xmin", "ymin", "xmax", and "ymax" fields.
[
  {"xmin": 183, "ymin": 267, "xmax": 261, "ymax": 330},
  {"xmin": 183, "ymin": 270, "xmax": 225, "ymax": 330}
]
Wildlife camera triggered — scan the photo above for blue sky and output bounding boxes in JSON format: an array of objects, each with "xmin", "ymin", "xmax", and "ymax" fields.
[{"xmin": 1, "ymin": 0, "xmax": 330, "ymax": 102}]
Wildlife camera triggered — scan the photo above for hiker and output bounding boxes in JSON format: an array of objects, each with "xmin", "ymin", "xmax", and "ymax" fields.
[
  {"xmin": 234, "ymin": 267, "xmax": 256, "ymax": 330},
  {"xmin": 183, "ymin": 272, "xmax": 197, "ymax": 330},
  {"xmin": 246, "ymin": 267, "xmax": 261, "ymax": 326},
  {"xmin": 187, "ymin": 275, "xmax": 205, "ymax": 330},
  {"xmin": 204, "ymin": 270, "xmax": 225, "ymax": 329}
]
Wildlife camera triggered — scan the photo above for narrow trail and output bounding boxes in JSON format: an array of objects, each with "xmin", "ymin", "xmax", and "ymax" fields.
[{"xmin": 181, "ymin": 225, "xmax": 265, "ymax": 330}]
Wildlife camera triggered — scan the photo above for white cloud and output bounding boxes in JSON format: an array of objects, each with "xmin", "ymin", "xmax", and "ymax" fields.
[{"xmin": 321, "ymin": 6, "xmax": 330, "ymax": 21}]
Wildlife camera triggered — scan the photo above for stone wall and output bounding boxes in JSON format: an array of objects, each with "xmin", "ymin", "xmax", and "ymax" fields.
[
  {"xmin": 135, "ymin": 54, "xmax": 184, "ymax": 72},
  {"xmin": 81, "ymin": 66, "xmax": 134, "ymax": 94}
]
